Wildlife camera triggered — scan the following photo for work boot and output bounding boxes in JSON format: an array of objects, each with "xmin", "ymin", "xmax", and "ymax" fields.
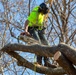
[
  {"xmin": 37, "ymin": 55, "xmax": 42, "ymax": 65},
  {"xmin": 44, "ymin": 61, "xmax": 57, "ymax": 68}
]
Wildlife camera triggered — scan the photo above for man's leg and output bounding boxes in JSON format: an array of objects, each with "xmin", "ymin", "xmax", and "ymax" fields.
[
  {"xmin": 28, "ymin": 27, "xmax": 42, "ymax": 65},
  {"xmin": 38, "ymin": 30, "xmax": 50, "ymax": 66}
]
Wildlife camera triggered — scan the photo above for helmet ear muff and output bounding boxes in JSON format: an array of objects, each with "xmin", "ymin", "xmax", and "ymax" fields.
[
  {"xmin": 43, "ymin": 7, "xmax": 49, "ymax": 14},
  {"xmin": 38, "ymin": 7, "xmax": 49, "ymax": 14}
]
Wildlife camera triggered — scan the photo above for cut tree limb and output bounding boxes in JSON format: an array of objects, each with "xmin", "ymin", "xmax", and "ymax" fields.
[{"xmin": 54, "ymin": 51, "xmax": 76, "ymax": 75}]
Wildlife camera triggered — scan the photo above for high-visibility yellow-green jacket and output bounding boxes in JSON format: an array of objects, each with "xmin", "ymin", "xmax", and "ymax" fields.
[{"xmin": 27, "ymin": 6, "xmax": 44, "ymax": 30}]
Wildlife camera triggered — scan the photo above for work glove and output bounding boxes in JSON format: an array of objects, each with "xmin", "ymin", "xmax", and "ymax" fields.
[{"xmin": 20, "ymin": 31, "xmax": 31, "ymax": 37}]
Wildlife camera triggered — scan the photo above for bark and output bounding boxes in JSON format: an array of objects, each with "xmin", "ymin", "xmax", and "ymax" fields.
[{"xmin": 54, "ymin": 51, "xmax": 76, "ymax": 75}]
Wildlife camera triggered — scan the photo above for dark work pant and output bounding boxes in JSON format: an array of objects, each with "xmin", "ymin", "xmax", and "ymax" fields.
[{"xmin": 28, "ymin": 27, "xmax": 49, "ymax": 65}]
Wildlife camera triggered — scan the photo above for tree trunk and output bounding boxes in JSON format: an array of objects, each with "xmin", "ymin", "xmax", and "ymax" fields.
[{"xmin": 54, "ymin": 51, "xmax": 76, "ymax": 75}]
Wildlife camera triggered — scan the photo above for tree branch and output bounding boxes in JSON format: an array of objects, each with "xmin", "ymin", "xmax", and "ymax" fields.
[
  {"xmin": 1, "ymin": 43, "xmax": 76, "ymax": 65},
  {"xmin": 1, "ymin": 43, "xmax": 57, "ymax": 57},
  {"xmin": 6, "ymin": 51, "xmax": 65, "ymax": 75},
  {"xmin": 1, "ymin": 43, "xmax": 76, "ymax": 74}
]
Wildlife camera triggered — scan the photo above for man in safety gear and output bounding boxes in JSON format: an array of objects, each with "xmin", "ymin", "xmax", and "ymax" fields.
[{"xmin": 21, "ymin": 3, "xmax": 50, "ymax": 67}]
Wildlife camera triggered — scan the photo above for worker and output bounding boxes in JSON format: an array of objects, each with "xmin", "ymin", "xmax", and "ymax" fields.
[{"xmin": 21, "ymin": 3, "xmax": 51, "ymax": 67}]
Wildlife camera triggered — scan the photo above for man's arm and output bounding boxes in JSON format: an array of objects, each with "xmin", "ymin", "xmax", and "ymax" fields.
[
  {"xmin": 21, "ymin": 20, "xmax": 31, "ymax": 36},
  {"xmin": 24, "ymin": 20, "xmax": 29, "ymax": 32}
]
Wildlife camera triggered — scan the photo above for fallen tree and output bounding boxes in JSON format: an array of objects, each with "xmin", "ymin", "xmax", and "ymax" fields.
[{"xmin": 1, "ymin": 43, "xmax": 76, "ymax": 75}]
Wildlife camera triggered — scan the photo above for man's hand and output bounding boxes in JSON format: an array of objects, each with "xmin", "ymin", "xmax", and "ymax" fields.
[{"xmin": 20, "ymin": 31, "xmax": 31, "ymax": 37}]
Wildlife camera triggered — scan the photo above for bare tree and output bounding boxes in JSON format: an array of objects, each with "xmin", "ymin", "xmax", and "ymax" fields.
[{"xmin": 0, "ymin": 0, "xmax": 76, "ymax": 75}]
